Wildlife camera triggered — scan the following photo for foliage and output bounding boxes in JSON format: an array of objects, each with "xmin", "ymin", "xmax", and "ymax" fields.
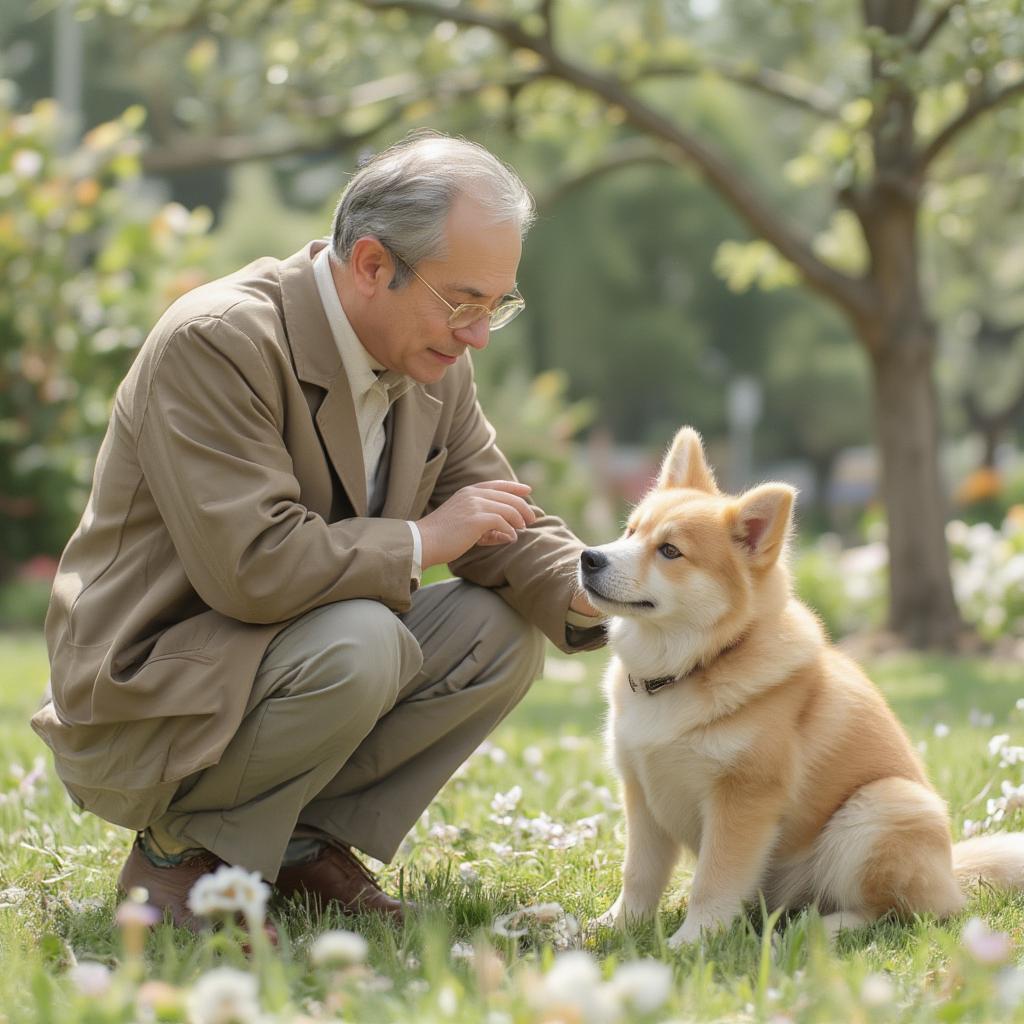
[
  {"xmin": 6, "ymin": 634, "xmax": 1024, "ymax": 1020},
  {"xmin": 0, "ymin": 90, "xmax": 210, "ymax": 574},
  {"xmin": 794, "ymin": 511, "xmax": 1024, "ymax": 643}
]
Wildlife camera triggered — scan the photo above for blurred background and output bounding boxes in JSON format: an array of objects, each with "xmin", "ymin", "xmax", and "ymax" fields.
[{"xmin": 1, "ymin": 0, "xmax": 1023, "ymax": 651}]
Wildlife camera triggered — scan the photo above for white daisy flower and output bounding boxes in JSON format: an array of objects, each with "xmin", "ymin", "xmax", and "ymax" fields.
[
  {"xmin": 68, "ymin": 961, "xmax": 112, "ymax": 998},
  {"xmin": 188, "ymin": 866, "xmax": 270, "ymax": 927},
  {"xmin": 185, "ymin": 967, "xmax": 260, "ymax": 1024},
  {"xmin": 309, "ymin": 929, "xmax": 369, "ymax": 967},
  {"xmin": 608, "ymin": 958, "xmax": 673, "ymax": 1013}
]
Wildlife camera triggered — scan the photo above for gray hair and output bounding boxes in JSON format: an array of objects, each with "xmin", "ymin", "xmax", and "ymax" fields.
[{"xmin": 331, "ymin": 129, "xmax": 535, "ymax": 288}]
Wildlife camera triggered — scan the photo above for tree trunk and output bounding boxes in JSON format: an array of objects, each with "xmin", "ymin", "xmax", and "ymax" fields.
[{"xmin": 867, "ymin": 326, "xmax": 963, "ymax": 648}]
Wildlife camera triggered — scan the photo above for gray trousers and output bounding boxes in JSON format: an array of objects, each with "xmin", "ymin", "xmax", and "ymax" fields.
[{"xmin": 151, "ymin": 579, "xmax": 545, "ymax": 880}]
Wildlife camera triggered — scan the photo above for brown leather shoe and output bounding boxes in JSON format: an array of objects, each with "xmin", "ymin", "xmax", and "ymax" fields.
[
  {"xmin": 117, "ymin": 838, "xmax": 223, "ymax": 933},
  {"xmin": 275, "ymin": 842, "xmax": 408, "ymax": 922}
]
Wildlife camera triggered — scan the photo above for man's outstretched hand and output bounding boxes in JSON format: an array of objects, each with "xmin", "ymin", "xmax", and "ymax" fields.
[{"xmin": 417, "ymin": 480, "xmax": 539, "ymax": 569}]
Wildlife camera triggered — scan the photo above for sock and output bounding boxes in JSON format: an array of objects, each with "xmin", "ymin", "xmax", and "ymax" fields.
[
  {"xmin": 281, "ymin": 836, "xmax": 326, "ymax": 866},
  {"xmin": 138, "ymin": 824, "xmax": 206, "ymax": 867}
]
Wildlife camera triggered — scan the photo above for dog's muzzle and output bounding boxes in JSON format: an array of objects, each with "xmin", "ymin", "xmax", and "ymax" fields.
[{"xmin": 579, "ymin": 548, "xmax": 609, "ymax": 583}]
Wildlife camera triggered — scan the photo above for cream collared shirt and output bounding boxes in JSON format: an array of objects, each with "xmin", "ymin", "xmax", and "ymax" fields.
[
  {"xmin": 312, "ymin": 247, "xmax": 604, "ymax": 631},
  {"xmin": 313, "ymin": 246, "xmax": 422, "ymax": 579}
]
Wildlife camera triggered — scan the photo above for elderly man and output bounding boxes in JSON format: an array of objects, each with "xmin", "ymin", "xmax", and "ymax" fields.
[{"xmin": 32, "ymin": 131, "xmax": 604, "ymax": 929}]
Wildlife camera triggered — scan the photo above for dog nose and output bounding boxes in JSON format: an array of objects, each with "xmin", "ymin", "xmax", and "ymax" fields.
[{"xmin": 580, "ymin": 549, "xmax": 609, "ymax": 574}]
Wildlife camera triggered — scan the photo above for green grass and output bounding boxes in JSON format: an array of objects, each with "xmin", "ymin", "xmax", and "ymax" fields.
[{"xmin": 2, "ymin": 631, "xmax": 1024, "ymax": 1022}]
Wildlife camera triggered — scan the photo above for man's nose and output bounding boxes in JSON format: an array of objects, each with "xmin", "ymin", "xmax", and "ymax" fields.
[{"xmin": 453, "ymin": 317, "xmax": 491, "ymax": 350}]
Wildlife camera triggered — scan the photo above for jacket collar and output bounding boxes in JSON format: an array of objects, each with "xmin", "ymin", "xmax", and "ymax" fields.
[{"xmin": 278, "ymin": 240, "xmax": 442, "ymax": 519}]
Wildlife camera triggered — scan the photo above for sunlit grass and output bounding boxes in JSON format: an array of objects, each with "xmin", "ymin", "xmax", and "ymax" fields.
[{"xmin": 2, "ymin": 630, "xmax": 1024, "ymax": 1021}]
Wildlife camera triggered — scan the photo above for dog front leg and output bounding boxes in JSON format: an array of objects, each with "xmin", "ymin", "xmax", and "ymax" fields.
[
  {"xmin": 668, "ymin": 781, "xmax": 784, "ymax": 949},
  {"xmin": 596, "ymin": 767, "xmax": 680, "ymax": 930}
]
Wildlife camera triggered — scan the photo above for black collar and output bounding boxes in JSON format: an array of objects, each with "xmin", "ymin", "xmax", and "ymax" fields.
[{"xmin": 627, "ymin": 634, "xmax": 746, "ymax": 696}]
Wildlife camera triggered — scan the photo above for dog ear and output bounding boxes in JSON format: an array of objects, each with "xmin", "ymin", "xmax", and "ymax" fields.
[
  {"xmin": 730, "ymin": 484, "xmax": 795, "ymax": 569},
  {"xmin": 657, "ymin": 427, "xmax": 719, "ymax": 493}
]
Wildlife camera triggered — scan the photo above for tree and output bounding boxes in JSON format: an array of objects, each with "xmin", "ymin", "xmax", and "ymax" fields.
[{"xmin": 58, "ymin": 0, "xmax": 1024, "ymax": 646}]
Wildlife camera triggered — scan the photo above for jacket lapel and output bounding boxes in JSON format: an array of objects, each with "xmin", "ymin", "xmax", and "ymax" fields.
[
  {"xmin": 279, "ymin": 241, "xmax": 369, "ymax": 517},
  {"xmin": 382, "ymin": 384, "xmax": 443, "ymax": 520}
]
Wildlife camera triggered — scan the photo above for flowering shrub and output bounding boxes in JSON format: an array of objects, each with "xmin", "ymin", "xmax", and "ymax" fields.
[
  {"xmin": 793, "ymin": 510, "xmax": 1024, "ymax": 642},
  {"xmin": 0, "ymin": 89, "xmax": 210, "ymax": 566}
]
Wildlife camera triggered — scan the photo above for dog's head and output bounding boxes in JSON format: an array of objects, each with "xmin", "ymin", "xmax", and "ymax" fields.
[{"xmin": 578, "ymin": 426, "xmax": 795, "ymax": 640}]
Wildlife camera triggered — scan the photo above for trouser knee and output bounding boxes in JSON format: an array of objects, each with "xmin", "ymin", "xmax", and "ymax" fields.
[{"xmin": 264, "ymin": 599, "xmax": 423, "ymax": 723}]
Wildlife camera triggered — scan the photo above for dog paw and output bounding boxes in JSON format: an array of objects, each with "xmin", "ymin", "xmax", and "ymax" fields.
[
  {"xmin": 589, "ymin": 906, "xmax": 624, "ymax": 932},
  {"xmin": 668, "ymin": 913, "xmax": 727, "ymax": 949}
]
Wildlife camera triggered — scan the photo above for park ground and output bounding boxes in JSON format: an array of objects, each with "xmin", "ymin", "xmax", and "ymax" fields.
[{"xmin": 2, "ymin": 630, "xmax": 1024, "ymax": 1022}]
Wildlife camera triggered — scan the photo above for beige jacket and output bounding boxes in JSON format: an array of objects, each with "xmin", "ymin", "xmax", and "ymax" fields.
[{"xmin": 32, "ymin": 241, "xmax": 598, "ymax": 829}]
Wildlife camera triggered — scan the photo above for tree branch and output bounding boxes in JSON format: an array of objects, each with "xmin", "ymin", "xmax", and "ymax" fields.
[
  {"xmin": 918, "ymin": 76, "xmax": 1024, "ymax": 169},
  {"xmin": 636, "ymin": 59, "xmax": 841, "ymax": 119},
  {"xmin": 535, "ymin": 140, "xmax": 674, "ymax": 210},
  {"xmin": 911, "ymin": 0, "xmax": 960, "ymax": 52},
  {"xmin": 142, "ymin": 113, "xmax": 400, "ymax": 174},
  {"xmin": 356, "ymin": 0, "xmax": 873, "ymax": 321}
]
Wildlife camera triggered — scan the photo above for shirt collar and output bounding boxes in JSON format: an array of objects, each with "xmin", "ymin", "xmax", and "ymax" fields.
[{"xmin": 312, "ymin": 245, "xmax": 412, "ymax": 401}]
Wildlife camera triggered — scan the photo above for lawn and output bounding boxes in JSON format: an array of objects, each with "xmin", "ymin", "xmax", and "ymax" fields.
[{"xmin": 2, "ymin": 630, "xmax": 1024, "ymax": 1023}]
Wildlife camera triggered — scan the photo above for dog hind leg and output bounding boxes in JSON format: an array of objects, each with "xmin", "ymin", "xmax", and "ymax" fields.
[{"xmin": 812, "ymin": 776, "xmax": 964, "ymax": 924}]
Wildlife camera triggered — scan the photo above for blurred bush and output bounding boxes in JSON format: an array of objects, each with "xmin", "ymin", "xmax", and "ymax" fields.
[
  {"xmin": 0, "ymin": 91, "xmax": 210, "ymax": 576},
  {"xmin": 794, "ymin": 511, "xmax": 1024, "ymax": 645}
]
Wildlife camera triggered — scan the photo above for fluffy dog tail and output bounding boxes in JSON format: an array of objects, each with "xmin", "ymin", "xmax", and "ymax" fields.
[{"xmin": 953, "ymin": 834, "xmax": 1024, "ymax": 890}]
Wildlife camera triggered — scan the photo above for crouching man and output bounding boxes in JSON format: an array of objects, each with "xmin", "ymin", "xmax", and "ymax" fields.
[{"xmin": 32, "ymin": 131, "xmax": 604, "ymax": 930}]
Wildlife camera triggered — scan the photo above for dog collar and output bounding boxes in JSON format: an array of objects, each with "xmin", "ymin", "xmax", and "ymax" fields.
[
  {"xmin": 627, "ymin": 634, "xmax": 747, "ymax": 696},
  {"xmin": 627, "ymin": 673, "xmax": 678, "ymax": 694}
]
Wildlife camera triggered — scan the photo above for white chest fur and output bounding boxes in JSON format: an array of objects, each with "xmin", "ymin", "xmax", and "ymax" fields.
[{"xmin": 604, "ymin": 658, "xmax": 756, "ymax": 851}]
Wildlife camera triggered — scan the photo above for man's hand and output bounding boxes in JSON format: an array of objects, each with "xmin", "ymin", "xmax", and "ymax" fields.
[
  {"xmin": 417, "ymin": 480, "xmax": 539, "ymax": 569},
  {"xmin": 569, "ymin": 591, "xmax": 603, "ymax": 617}
]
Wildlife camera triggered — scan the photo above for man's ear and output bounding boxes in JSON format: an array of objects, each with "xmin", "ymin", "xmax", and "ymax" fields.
[
  {"xmin": 730, "ymin": 483, "xmax": 796, "ymax": 569},
  {"xmin": 657, "ymin": 426, "xmax": 719, "ymax": 493},
  {"xmin": 348, "ymin": 236, "xmax": 394, "ymax": 297}
]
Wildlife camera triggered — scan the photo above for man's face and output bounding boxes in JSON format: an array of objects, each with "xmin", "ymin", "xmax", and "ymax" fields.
[{"xmin": 363, "ymin": 194, "xmax": 523, "ymax": 384}]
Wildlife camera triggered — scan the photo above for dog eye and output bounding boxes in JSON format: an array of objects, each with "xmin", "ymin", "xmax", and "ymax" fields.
[{"xmin": 658, "ymin": 543, "xmax": 682, "ymax": 559}]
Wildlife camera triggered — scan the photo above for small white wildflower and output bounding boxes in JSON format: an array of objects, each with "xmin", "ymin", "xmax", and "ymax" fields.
[
  {"xmin": 450, "ymin": 941, "xmax": 475, "ymax": 961},
  {"xmin": 491, "ymin": 786, "xmax": 522, "ymax": 816},
  {"xmin": 934, "ymin": 723, "xmax": 950, "ymax": 739},
  {"xmin": 522, "ymin": 745, "xmax": 544, "ymax": 767},
  {"xmin": 969, "ymin": 709, "xmax": 996, "ymax": 728},
  {"xmin": 310, "ymin": 929, "xmax": 369, "ymax": 967},
  {"xmin": 428, "ymin": 823, "xmax": 461, "ymax": 845},
  {"xmin": 69, "ymin": 961, "xmax": 112, "ymax": 998},
  {"xmin": 990, "ymin": 734, "xmax": 1011, "ymax": 757},
  {"xmin": 188, "ymin": 865, "xmax": 270, "ymax": 926},
  {"xmin": 962, "ymin": 917, "xmax": 1012, "ymax": 965},
  {"xmin": 438, "ymin": 983, "xmax": 458, "ymax": 1015},
  {"xmin": 531, "ymin": 952, "xmax": 616, "ymax": 1023},
  {"xmin": 458, "ymin": 862, "xmax": 479, "ymax": 885},
  {"xmin": 861, "ymin": 972, "xmax": 895, "ymax": 1006},
  {"xmin": 608, "ymin": 958, "xmax": 673, "ymax": 1013},
  {"xmin": 185, "ymin": 967, "xmax": 260, "ymax": 1024}
]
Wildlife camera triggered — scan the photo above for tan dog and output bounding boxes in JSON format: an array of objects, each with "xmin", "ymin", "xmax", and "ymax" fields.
[{"xmin": 579, "ymin": 426, "xmax": 1024, "ymax": 947}]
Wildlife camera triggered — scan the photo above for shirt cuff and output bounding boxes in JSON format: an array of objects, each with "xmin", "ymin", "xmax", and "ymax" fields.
[
  {"xmin": 406, "ymin": 520, "xmax": 423, "ymax": 584},
  {"xmin": 565, "ymin": 608, "xmax": 606, "ymax": 628}
]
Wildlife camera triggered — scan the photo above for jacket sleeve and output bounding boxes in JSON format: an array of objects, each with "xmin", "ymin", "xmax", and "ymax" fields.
[
  {"xmin": 440, "ymin": 359, "xmax": 605, "ymax": 653},
  {"xmin": 134, "ymin": 316, "xmax": 415, "ymax": 624}
]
